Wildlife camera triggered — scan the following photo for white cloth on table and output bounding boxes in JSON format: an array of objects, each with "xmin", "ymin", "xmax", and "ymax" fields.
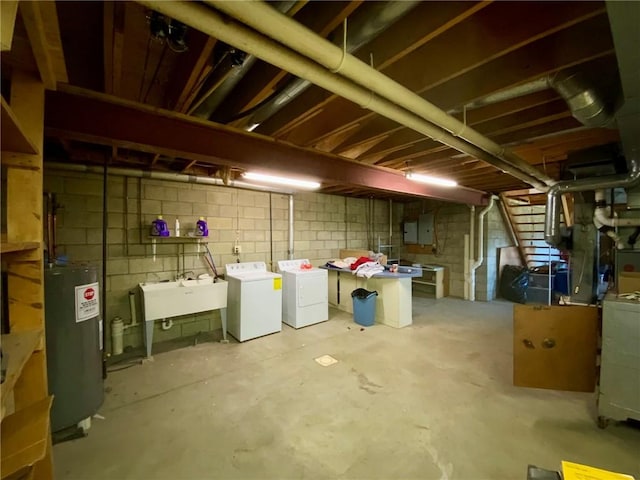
[{"xmin": 353, "ymin": 261, "xmax": 384, "ymax": 278}]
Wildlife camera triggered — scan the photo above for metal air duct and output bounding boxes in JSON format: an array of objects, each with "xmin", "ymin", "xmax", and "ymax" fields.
[
  {"xmin": 548, "ymin": 70, "xmax": 616, "ymax": 128},
  {"xmin": 545, "ymin": 0, "xmax": 640, "ymax": 247},
  {"xmin": 244, "ymin": 1, "xmax": 420, "ymax": 130},
  {"xmin": 190, "ymin": 0, "xmax": 298, "ymax": 119}
]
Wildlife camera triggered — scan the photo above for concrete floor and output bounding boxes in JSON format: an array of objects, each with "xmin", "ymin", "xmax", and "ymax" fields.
[{"xmin": 54, "ymin": 297, "xmax": 640, "ymax": 479}]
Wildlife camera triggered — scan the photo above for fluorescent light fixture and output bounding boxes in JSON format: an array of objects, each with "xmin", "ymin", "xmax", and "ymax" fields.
[
  {"xmin": 405, "ymin": 171, "xmax": 457, "ymax": 188},
  {"xmin": 242, "ymin": 172, "xmax": 321, "ymax": 189}
]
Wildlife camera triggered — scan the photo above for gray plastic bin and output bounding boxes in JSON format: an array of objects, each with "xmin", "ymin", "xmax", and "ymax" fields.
[{"xmin": 351, "ymin": 288, "xmax": 378, "ymax": 326}]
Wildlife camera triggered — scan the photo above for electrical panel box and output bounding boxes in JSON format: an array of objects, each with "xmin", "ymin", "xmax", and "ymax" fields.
[
  {"xmin": 418, "ymin": 213, "xmax": 434, "ymax": 245},
  {"xmin": 403, "ymin": 221, "xmax": 417, "ymax": 244}
]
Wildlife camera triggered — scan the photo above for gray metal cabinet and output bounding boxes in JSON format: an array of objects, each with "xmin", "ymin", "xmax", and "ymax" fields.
[{"xmin": 598, "ymin": 294, "xmax": 640, "ymax": 427}]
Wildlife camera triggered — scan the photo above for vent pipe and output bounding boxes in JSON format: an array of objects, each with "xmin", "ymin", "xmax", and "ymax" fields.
[
  {"xmin": 548, "ymin": 70, "xmax": 616, "ymax": 128},
  {"xmin": 190, "ymin": 1, "xmax": 298, "ymax": 119},
  {"xmin": 544, "ymin": 158, "xmax": 640, "ymax": 247}
]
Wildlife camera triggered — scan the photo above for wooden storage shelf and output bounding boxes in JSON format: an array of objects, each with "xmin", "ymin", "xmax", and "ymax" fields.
[
  {"xmin": 1, "ymin": 396, "xmax": 53, "ymax": 480},
  {"xmin": 413, "ymin": 280, "xmax": 438, "ymax": 287},
  {"xmin": 1, "ymin": 241, "xmax": 40, "ymax": 255},
  {"xmin": 412, "ymin": 265, "xmax": 448, "ymax": 299},
  {"xmin": 1, "ymin": 96, "xmax": 38, "ymax": 155},
  {"xmin": 1, "ymin": 330, "xmax": 44, "ymax": 420}
]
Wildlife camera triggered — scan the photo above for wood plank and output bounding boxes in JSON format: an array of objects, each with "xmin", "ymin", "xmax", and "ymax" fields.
[
  {"xmin": 38, "ymin": 2, "xmax": 68, "ymax": 83},
  {"xmin": 102, "ymin": 1, "xmax": 114, "ymax": 94},
  {"xmin": 18, "ymin": 3, "xmax": 56, "ymax": 90},
  {"xmin": 7, "ymin": 72, "xmax": 46, "ymax": 332},
  {"xmin": 1, "ymin": 0, "xmax": 18, "ymax": 51},
  {"xmin": 0, "ymin": 330, "xmax": 44, "ymax": 420},
  {"xmin": 1, "ymin": 242, "xmax": 40, "ymax": 255},
  {"xmin": 0, "ymin": 396, "xmax": 53, "ymax": 479},
  {"xmin": 1, "ymin": 97, "xmax": 38, "ymax": 155},
  {"xmin": 513, "ymin": 305, "xmax": 598, "ymax": 392},
  {"xmin": 166, "ymin": 33, "xmax": 217, "ymax": 111},
  {"xmin": 103, "ymin": 2, "xmax": 125, "ymax": 96},
  {"xmin": 561, "ymin": 193, "xmax": 575, "ymax": 228}
]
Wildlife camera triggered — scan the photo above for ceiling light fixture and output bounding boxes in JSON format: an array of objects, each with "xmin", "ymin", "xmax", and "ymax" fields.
[
  {"xmin": 405, "ymin": 171, "xmax": 457, "ymax": 188},
  {"xmin": 242, "ymin": 172, "xmax": 321, "ymax": 190}
]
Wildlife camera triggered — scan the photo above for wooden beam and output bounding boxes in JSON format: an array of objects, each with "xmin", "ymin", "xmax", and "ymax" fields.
[
  {"xmin": 38, "ymin": 2, "xmax": 68, "ymax": 83},
  {"xmin": 1, "ymin": 0, "xmax": 18, "ymax": 51},
  {"xmin": 18, "ymin": 2, "xmax": 56, "ymax": 90},
  {"xmin": 45, "ymin": 87, "xmax": 488, "ymax": 205},
  {"xmin": 1, "ymin": 96, "xmax": 39, "ymax": 154},
  {"xmin": 390, "ymin": 2, "xmax": 605, "ymax": 95},
  {"xmin": 165, "ymin": 33, "xmax": 216, "ymax": 111},
  {"xmin": 181, "ymin": 159, "xmax": 197, "ymax": 172},
  {"xmin": 103, "ymin": 1, "xmax": 124, "ymax": 95}
]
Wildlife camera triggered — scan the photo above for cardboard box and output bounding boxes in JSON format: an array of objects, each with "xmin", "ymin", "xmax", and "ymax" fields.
[{"xmin": 618, "ymin": 271, "xmax": 640, "ymax": 294}]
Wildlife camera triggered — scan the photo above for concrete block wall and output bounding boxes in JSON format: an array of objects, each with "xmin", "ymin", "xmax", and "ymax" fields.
[
  {"xmin": 293, "ymin": 193, "xmax": 401, "ymax": 263},
  {"xmin": 400, "ymin": 202, "xmax": 470, "ymax": 298},
  {"xmin": 44, "ymin": 169, "xmax": 399, "ymax": 355},
  {"xmin": 400, "ymin": 200, "xmax": 512, "ymax": 300}
]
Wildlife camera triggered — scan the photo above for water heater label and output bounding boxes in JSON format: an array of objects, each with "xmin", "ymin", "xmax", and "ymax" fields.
[{"xmin": 75, "ymin": 282, "xmax": 100, "ymax": 322}]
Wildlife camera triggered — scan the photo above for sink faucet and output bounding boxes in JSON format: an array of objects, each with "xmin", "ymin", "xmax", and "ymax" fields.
[
  {"xmin": 177, "ymin": 270, "xmax": 195, "ymax": 281},
  {"xmin": 148, "ymin": 272, "xmax": 163, "ymax": 283}
]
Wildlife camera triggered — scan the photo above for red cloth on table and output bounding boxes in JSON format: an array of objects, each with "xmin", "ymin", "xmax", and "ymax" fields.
[{"xmin": 350, "ymin": 256, "xmax": 373, "ymax": 270}]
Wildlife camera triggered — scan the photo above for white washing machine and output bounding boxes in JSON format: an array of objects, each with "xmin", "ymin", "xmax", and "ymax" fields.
[
  {"xmin": 225, "ymin": 262, "xmax": 282, "ymax": 342},
  {"xmin": 277, "ymin": 259, "xmax": 328, "ymax": 329}
]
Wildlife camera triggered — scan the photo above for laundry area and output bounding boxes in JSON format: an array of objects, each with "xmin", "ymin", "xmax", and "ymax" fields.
[{"xmin": 1, "ymin": 1, "xmax": 640, "ymax": 480}]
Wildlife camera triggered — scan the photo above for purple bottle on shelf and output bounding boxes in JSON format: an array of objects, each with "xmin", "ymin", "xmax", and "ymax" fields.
[
  {"xmin": 196, "ymin": 217, "xmax": 209, "ymax": 237},
  {"xmin": 151, "ymin": 216, "xmax": 170, "ymax": 237}
]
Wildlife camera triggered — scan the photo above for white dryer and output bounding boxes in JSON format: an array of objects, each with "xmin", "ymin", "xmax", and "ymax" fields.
[
  {"xmin": 277, "ymin": 259, "xmax": 328, "ymax": 329},
  {"xmin": 225, "ymin": 262, "xmax": 282, "ymax": 342}
]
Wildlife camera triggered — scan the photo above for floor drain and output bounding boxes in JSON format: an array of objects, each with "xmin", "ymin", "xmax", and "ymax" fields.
[{"xmin": 314, "ymin": 354, "xmax": 338, "ymax": 367}]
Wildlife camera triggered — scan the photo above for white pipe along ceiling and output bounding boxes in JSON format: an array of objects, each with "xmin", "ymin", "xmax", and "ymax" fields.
[
  {"xmin": 205, "ymin": 0, "xmax": 554, "ymax": 188},
  {"xmin": 136, "ymin": 1, "xmax": 550, "ymax": 191}
]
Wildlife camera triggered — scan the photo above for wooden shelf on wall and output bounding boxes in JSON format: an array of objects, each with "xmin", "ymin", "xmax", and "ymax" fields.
[
  {"xmin": 0, "ymin": 396, "xmax": 53, "ymax": 479},
  {"xmin": 0, "ymin": 330, "xmax": 44, "ymax": 421},
  {"xmin": 1, "ymin": 241, "xmax": 41, "ymax": 255},
  {"xmin": 1, "ymin": 96, "xmax": 38, "ymax": 155}
]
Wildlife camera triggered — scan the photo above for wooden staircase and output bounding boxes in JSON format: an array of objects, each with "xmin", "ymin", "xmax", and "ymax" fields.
[{"xmin": 500, "ymin": 190, "xmax": 565, "ymax": 269}]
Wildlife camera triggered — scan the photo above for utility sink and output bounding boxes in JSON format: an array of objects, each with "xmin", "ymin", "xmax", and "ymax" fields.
[{"xmin": 139, "ymin": 278, "xmax": 228, "ymax": 321}]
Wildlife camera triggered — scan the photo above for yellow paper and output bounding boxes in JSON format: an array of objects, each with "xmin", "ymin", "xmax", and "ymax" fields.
[
  {"xmin": 562, "ymin": 461, "xmax": 635, "ymax": 480},
  {"xmin": 273, "ymin": 278, "xmax": 282, "ymax": 290}
]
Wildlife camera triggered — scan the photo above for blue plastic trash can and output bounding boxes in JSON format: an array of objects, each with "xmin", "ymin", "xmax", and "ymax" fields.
[{"xmin": 351, "ymin": 288, "xmax": 378, "ymax": 326}]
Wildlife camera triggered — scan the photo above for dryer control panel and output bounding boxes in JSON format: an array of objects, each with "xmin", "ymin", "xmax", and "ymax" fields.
[
  {"xmin": 225, "ymin": 262, "xmax": 268, "ymax": 274},
  {"xmin": 277, "ymin": 259, "xmax": 311, "ymax": 272}
]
